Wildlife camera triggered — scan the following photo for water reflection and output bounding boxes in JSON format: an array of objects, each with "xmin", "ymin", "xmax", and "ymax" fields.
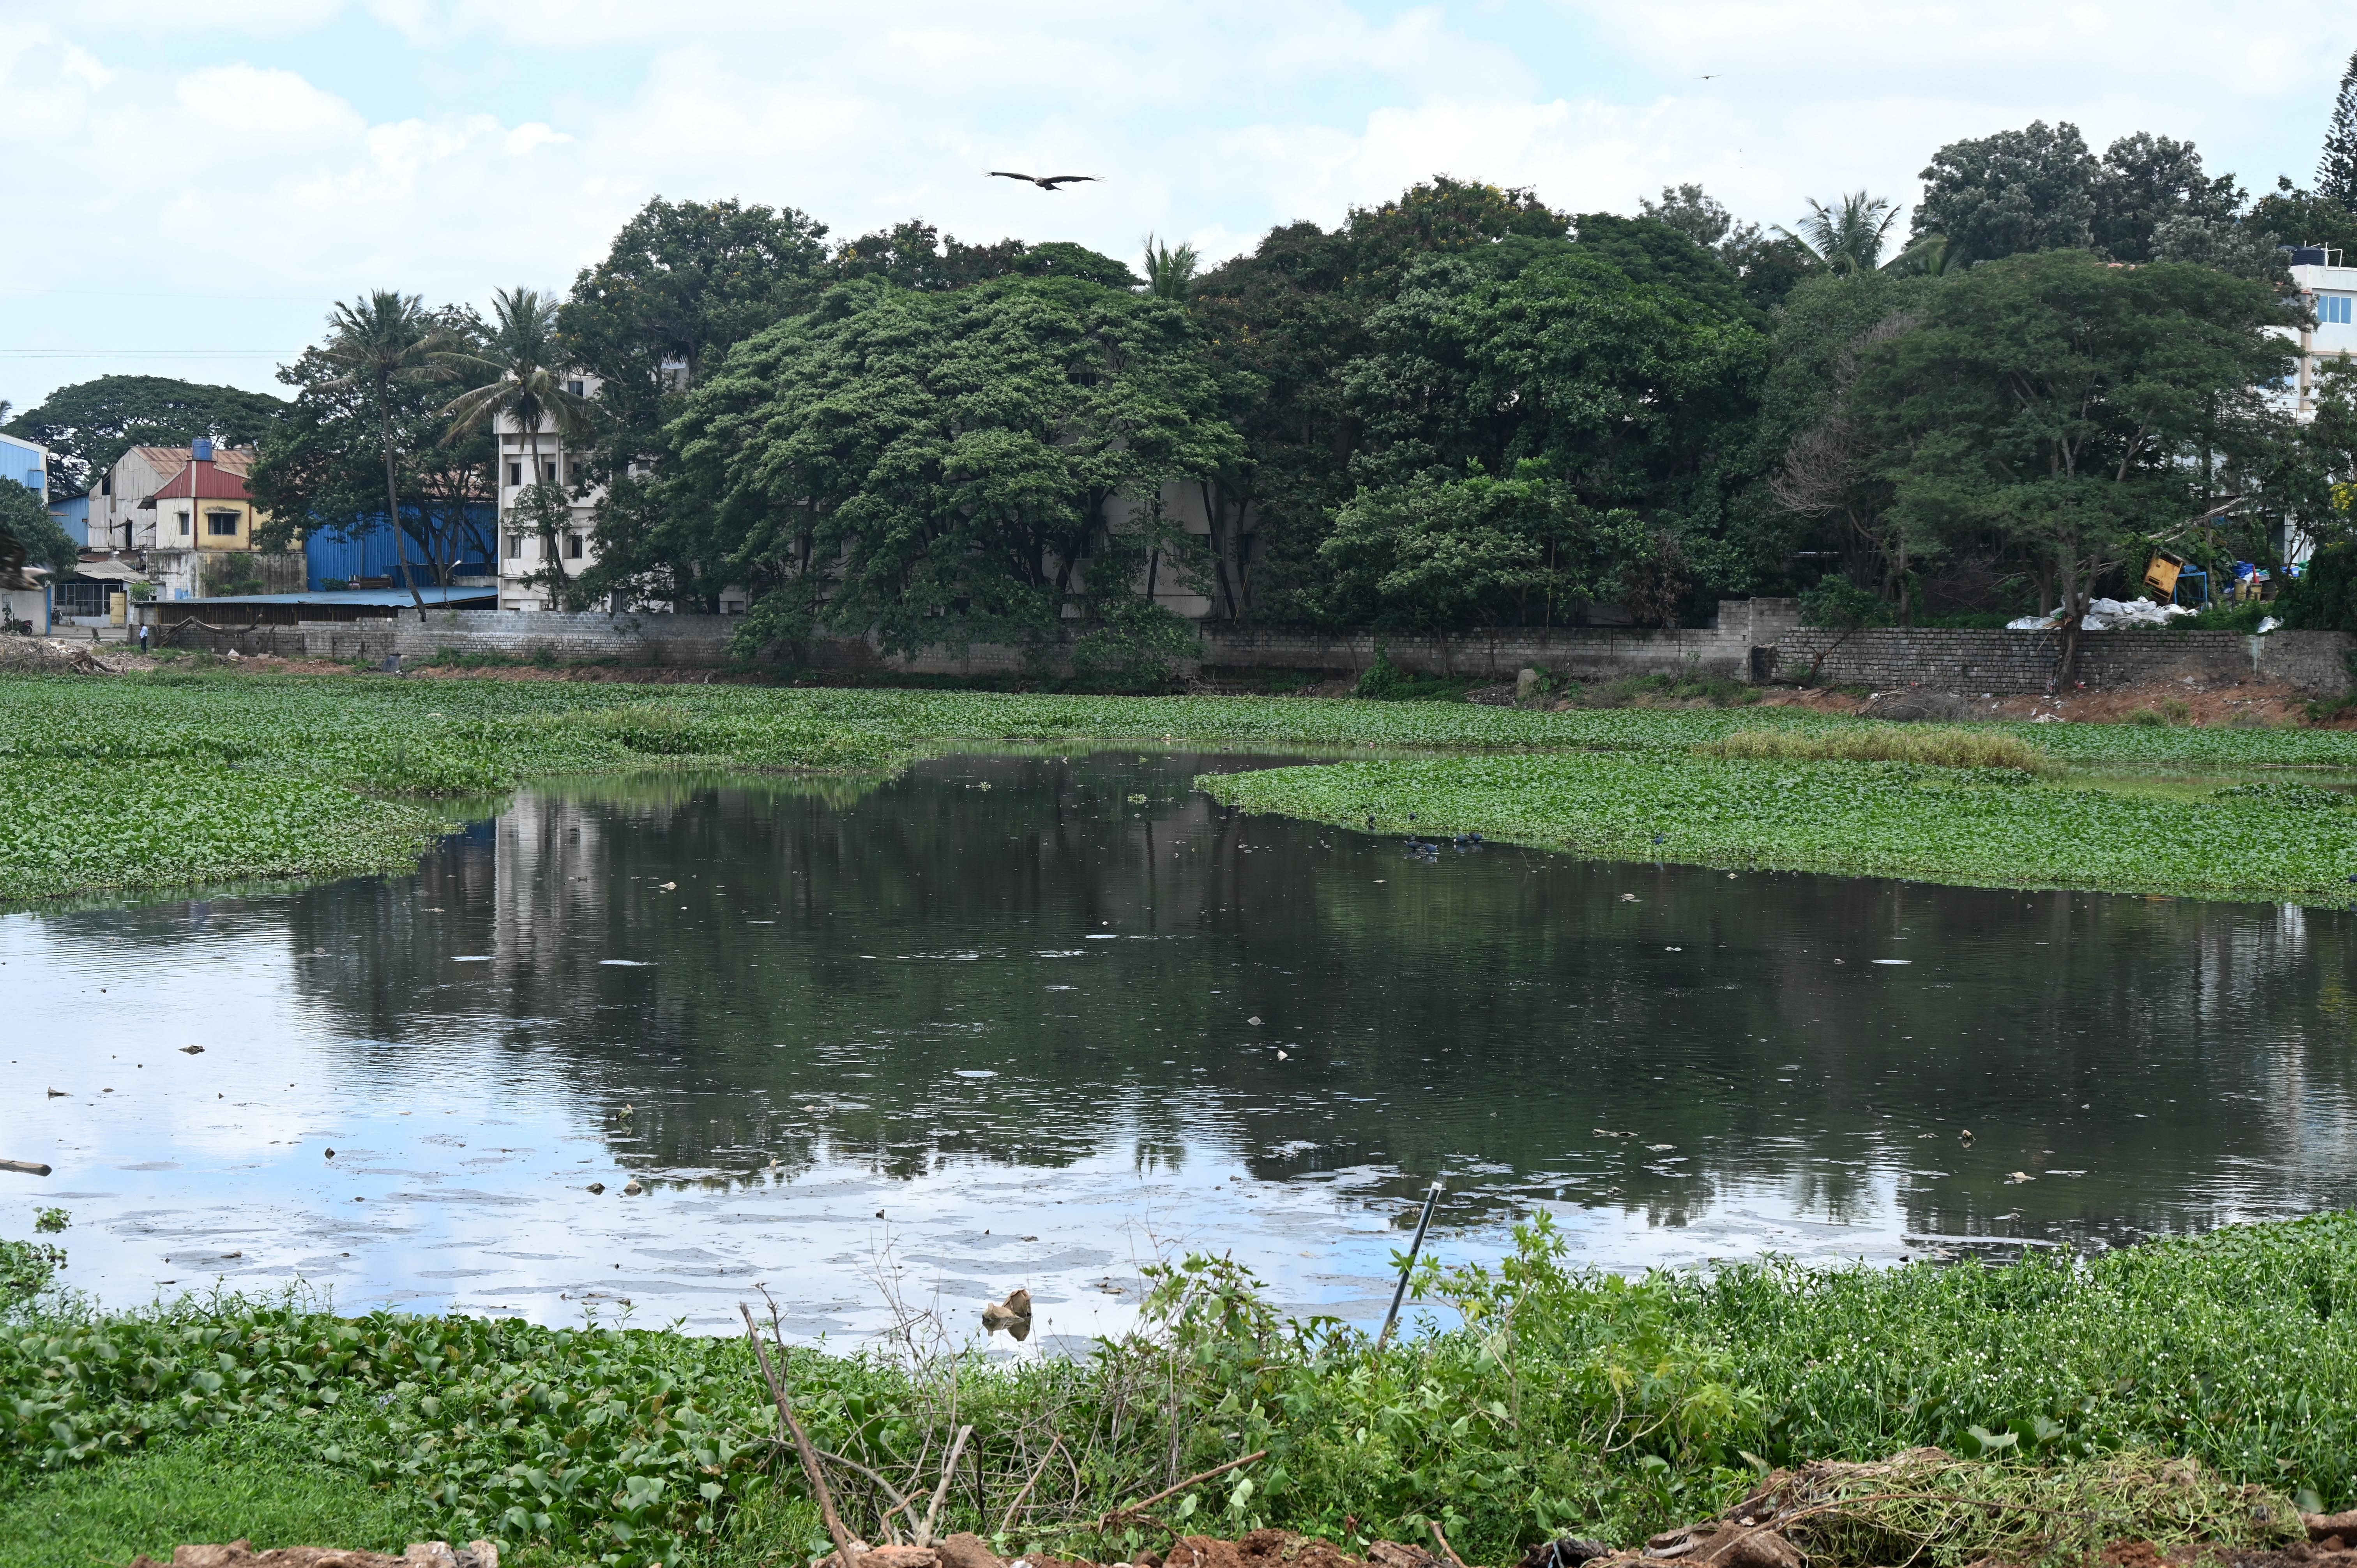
[{"xmin": 9, "ymin": 751, "xmax": 2357, "ymax": 1340}]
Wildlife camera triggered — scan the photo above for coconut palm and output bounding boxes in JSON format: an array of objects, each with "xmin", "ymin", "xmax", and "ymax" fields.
[
  {"xmin": 319, "ymin": 291, "xmax": 451, "ymax": 615},
  {"xmin": 436, "ymin": 286, "xmax": 596, "ymax": 600},
  {"xmin": 1141, "ymin": 234, "xmax": 1200, "ymax": 302},
  {"xmin": 1777, "ymin": 192, "xmax": 1905, "ymax": 275}
]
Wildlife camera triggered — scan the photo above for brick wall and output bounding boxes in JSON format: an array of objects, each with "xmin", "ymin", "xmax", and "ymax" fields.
[{"xmin": 1774, "ymin": 627, "xmax": 2354, "ymax": 695}]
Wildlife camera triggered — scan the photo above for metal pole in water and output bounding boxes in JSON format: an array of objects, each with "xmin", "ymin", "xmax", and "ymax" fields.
[{"xmin": 1376, "ymin": 1181, "xmax": 1442, "ymax": 1349}]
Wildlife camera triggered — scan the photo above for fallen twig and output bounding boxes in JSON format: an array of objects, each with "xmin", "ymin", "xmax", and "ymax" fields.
[
  {"xmin": 810, "ymin": 1447, "xmax": 920, "ymax": 1539},
  {"xmin": 741, "ymin": 1301, "xmax": 861, "ymax": 1568},
  {"xmin": 915, "ymin": 1424, "xmax": 974, "ymax": 1548},
  {"xmin": 1429, "ymin": 1520, "xmax": 1470, "ymax": 1568},
  {"xmin": 997, "ymin": 1436, "xmax": 1066, "ymax": 1538},
  {"xmin": 1097, "ymin": 1450, "xmax": 1269, "ymax": 1531}
]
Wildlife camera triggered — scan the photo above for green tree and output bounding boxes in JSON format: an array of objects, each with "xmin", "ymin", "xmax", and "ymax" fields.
[
  {"xmin": 2322, "ymin": 49, "xmax": 2357, "ymax": 208},
  {"xmin": 1319, "ymin": 466, "xmax": 1602, "ymax": 631},
  {"xmin": 0, "ymin": 478, "xmax": 77, "ymax": 586},
  {"xmin": 1142, "ymin": 235, "xmax": 1200, "ymax": 302},
  {"xmin": 1762, "ymin": 270, "xmax": 1939, "ymax": 619},
  {"xmin": 1852, "ymin": 251, "xmax": 2294, "ymax": 679},
  {"xmin": 1, "ymin": 375, "xmax": 284, "ymax": 491},
  {"xmin": 1912, "ymin": 121, "xmax": 2099, "ymax": 265},
  {"xmin": 558, "ymin": 198, "xmax": 835, "ymax": 613},
  {"xmin": 249, "ymin": 307, "xmax": 496, "ymax": 586},
  {"xmin": 2249, "ymin": 179, "xmax": 2357, "ymax": 260},
  {"xmin": 1776, "ymin": 191, "xmax": 1903, "ymax": 274},
  {"xmin": 315, "ymin": 292, "xmax": 456, "ymax": 614},
  {"xmin": 438, "ymin": 287, "xmax": 597, "ymax": 606},
  {"xmin": 1187, "ymin": 178, "xmax": 1578, "ymax": 624},
  {"xmin": 2092, "ymin": 132, "xmax": 2244, "ymax": 263},
  {"xmin": 666, "ymin": 275, "xmax": 1240, "ymax": 663},
  {"xmin": 1638, "ymin": 183, "xmax": 1735, "ymax": 249}
]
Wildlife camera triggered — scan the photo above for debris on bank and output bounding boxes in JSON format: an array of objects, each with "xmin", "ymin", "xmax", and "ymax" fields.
[
  {"xmin": 127, "ymin": 1541, "xmax": 497, "ymax": 1568},
  {"xmin": 122, "ymin": 1456, "xmax": 2354, "ymax": 1568}
]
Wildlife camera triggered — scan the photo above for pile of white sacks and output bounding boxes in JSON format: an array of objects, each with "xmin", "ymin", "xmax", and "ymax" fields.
[{"xmin": 2006, "ymin": 597, "xmax": 2200, "ymax": 631}]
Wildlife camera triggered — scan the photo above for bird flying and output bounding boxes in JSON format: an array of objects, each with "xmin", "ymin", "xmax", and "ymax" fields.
[{"xmin": 991, "ymin": 171, "xmax": 1096, "ymax": 191}]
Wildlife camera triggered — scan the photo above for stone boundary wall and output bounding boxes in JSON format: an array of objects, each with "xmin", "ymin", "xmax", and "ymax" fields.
[
  {"xmin": 142, "ymin": 602, "xmax": 2350, "ymax": 699},
  {"xmin": 1773, "ymin": 627, "xmax": 2354, "ymax": 696}
]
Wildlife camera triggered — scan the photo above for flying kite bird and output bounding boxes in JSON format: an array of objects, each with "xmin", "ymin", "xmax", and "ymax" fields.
[{"xmin": 990, "ymin": 171, "xmax": 1097, "ymax": 191}]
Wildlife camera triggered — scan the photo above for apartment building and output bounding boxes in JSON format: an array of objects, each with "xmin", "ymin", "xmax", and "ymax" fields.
[{"xmin": 494, "ymin": 374, "xmax": 601, "ymax": 612}]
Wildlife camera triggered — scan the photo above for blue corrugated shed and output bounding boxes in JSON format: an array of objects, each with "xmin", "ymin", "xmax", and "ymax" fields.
[
  {"xmin": 49, "ymin": 495, "xmax": 89, "ymax": 545},
  {"xmin": 303, "ymin": 505, "xmax": 496, "ymax": 590},
  {"xmin": 0, "ymin": 432, "xmax": 47, "ymax": 498}
]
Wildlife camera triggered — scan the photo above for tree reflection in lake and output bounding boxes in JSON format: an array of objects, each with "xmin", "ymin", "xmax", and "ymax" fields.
[{"xmin": 12, "ymin": 750, "xmax": 2357, "ymax": 1334}]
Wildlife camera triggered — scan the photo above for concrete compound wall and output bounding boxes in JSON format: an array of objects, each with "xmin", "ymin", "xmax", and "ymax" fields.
[
  {"xmin": 1773, "ymin": 627, "xmax": 2355, "ymax": 696},
  {"xmin": 145, "ymin": 599, "xmax": 2353, "ymax": 697}
]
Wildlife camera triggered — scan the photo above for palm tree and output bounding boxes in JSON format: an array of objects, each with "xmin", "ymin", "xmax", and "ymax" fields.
[
  {"xmin": 319, "ymin": 291, "xmax": 449, "ymax": 616},
  {"xmin": 436, "ymin": 287, "xmax": 595, "ymax": 603},
  {"xmin": 1777, "ymin": 192, "xmax": 1905, "ymax": 275},
  {"xmin": 1141, "ymin": 234, "xmax": 1200, "ymax": 302}
]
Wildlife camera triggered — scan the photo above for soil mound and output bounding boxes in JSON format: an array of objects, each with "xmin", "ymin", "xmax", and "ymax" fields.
[
  {"xmin": 0, "ymin": 636, "xmax": 144, "ymax": 674},
  {"xmin": 1860, "ymin": 689, "xmax": 1978, "ymax": 722}
]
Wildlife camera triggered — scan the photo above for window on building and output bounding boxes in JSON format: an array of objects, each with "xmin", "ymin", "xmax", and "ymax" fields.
[
  {"xmin": 508, "ymin": 462, "xmax": 523, "ymax": 487},
  {"xmin": 567, "ymin": 532, "xmax": 585, "ymax": 558},
  {"xmin": 566, "ymin": 380, "xmax": 585, "ymax": 396},
  {"xmin": 507, "ymin": 533, "xmax": 524, "ymax": 560},
  {"xmin": 207, "ymin": 511, "xmax": 239, "ymax": 536},
  {"xmin": 2322, "ymin": 293, "xmax": 2354, "ymax": 325},
  {"xmin": 543, "ymin": 461, "xmax": 558, "ymax": 484},
  {"xmin": 177, "ymin": 512, "xmax": 192, "ymax": 537}
]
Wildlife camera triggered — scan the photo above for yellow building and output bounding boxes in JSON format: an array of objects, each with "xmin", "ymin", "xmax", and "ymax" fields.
[{"xmin": 140, "ymin": 438, "xmax": 283, "ymax": 599}]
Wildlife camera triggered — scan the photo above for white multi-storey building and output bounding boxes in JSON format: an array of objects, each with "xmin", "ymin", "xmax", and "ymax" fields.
[
  {"xmin": 494, "ymin": 373, "xmax": 602, "ymax": 611},
  {"xmin": 2276, "ymin": 250, "xmax": 2357, "ymax": 419}
]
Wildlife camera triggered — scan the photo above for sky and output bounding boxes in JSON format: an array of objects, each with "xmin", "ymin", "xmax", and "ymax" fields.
[{"xmin": 1, "ymin": 0, "xmax": 2350, "ymax": 412}]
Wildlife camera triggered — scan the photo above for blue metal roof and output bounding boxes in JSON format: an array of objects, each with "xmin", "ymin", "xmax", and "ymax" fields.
[{"xmin": 186, "ymin": 586, "xmax": 500, "ymax": 607}]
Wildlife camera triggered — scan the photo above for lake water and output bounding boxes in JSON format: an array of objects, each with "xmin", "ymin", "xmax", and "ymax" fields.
[{"xmin": 9, "ymin": 749, "xmax": 2357, "ymax": 1347}]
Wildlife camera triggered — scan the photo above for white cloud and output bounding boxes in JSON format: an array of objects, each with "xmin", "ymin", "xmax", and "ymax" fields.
[{"xmin": 3, "ymin": 0, "xmax": 2352, "ymax": 406}]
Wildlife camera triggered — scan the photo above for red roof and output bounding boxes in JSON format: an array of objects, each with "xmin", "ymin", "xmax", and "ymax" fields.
[{"xmin": 151, "ymin": 459, "xmax": 253, "ymax": 503}]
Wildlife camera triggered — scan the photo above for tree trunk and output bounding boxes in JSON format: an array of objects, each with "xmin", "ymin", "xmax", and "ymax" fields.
[
  {"xmin": 381, "ymin": 380, "xmax": 426, "ymax": 620},
  {"xmin": 1197, "ymin": 479, "xmax": 1249, "ymax": 622},
  {"xmin": 527, "ymin": 424, "xmax": 572, "ymax": 608}
]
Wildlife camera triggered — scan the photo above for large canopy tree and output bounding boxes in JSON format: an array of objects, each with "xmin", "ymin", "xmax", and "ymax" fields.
[
  {"xmin": 667, "ymin": 275, "xmax": 1239, "ymax": 662},
  {"xmin": 1186, "ymin": 177, "xmax": 1575, "ymax": 623},
  {"xmin": 2, "ymin": 375, "xmax": 285, "ymax": 491},
  {"xmin": 1323, "ymin": 230, "xmax": 1766, "ymax": 628},
  {"xmin": 1850, "ymin": 250, "xmax": 2294, "ymax": 677}
]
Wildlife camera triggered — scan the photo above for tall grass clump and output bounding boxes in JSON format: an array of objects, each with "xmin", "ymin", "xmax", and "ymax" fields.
[{"xmin": 1698, "ymin": 726, "xmax": 2057, "ymax": 773}]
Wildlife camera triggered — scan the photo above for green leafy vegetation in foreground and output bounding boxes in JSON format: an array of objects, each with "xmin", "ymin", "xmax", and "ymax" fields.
[
  {"xmin": 1203, "ymin": 748, "xmax": 2357, "ymax": 902},
  {"xmin": 4, "ymin": 1213, "xmax": 2353, "ymax": 1568},
  {"xmin": 13, "ymin": 671, "xmax": 2357, "ymax": 902}
]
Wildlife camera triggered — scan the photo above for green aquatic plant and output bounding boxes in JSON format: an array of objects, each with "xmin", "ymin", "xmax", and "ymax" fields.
[{"xmin": 7, "ymin": 1213, "xmax": 2357, "ymax": 1568}]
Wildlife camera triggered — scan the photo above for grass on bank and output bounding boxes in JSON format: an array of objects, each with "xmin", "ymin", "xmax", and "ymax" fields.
[
  {"xmin": 9, "ymin": 672, "xmax": 2357, "ymax": 903},
  {"xmin": 4, "ymin": 1213, "xmax": 2354, "ymax": 1568},
  {"xmin": 1697, "ymin": 725, "xmax": 2058, "ymax": 773}
]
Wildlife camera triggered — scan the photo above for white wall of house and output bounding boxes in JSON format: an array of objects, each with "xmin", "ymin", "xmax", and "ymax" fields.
[{"xmin": 494, "ymin": 375, "xmax": 604, "ymax": 612}]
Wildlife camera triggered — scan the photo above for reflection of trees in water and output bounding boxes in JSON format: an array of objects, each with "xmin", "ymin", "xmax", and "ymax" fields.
[{"xmin": 267, "ymin": 754, "xmax": 2357, "ymax": 1243}]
